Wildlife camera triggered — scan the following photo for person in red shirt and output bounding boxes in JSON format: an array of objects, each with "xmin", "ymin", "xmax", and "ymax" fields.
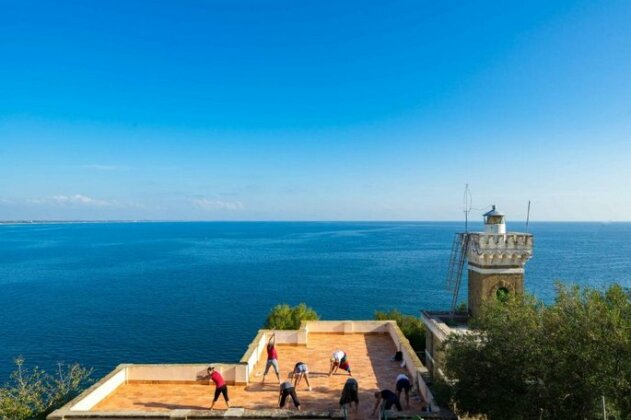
[
  {"xmin": 207, "ymin": 366, "xmax": 230, "ymax": 410},
  {"xmin": 262, "ymin": 333, "xmax": 281, "ymax": 384}
]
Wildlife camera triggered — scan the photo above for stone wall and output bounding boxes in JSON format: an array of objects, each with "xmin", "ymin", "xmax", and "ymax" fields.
[{"xmin": 468, "ymin": 270, "xmax": 524, "ymax": 317}]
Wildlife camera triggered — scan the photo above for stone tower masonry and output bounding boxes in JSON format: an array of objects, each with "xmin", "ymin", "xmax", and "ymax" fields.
[{"xmin": 466, "ymin": 206, "xmax": 534, "ymax": 317}]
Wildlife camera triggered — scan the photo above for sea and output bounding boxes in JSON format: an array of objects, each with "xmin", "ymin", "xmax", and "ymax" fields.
[{"xmin": 1, "ymin": 221, "xmax": 630, "ymax": 382}]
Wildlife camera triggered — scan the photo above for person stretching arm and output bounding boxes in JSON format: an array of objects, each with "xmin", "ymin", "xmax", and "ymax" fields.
[
  {"xmin": 262, "ymin": 333, "xmax": 280, "ymax": 384},
  {"xmin": 207, "ymin": 366, "xmax": 230, "ymax": 410}
]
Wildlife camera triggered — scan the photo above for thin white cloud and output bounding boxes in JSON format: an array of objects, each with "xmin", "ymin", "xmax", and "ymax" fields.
[
  {"xmin": 52, "ymin": 194, "xmax": 114, "ymax": 207},
  {"xmin": 25, "ymin": 194, "xmax": 116, "ymax": 207},
  {"xmin": 192, "ymin": 198, "xmax": 244, "ymax": 211}
]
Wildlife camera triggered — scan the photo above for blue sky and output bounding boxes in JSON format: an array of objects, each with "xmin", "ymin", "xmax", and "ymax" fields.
[{"xmin": 1, "ymin": 0, "xmax": 630, "ymax": 221}]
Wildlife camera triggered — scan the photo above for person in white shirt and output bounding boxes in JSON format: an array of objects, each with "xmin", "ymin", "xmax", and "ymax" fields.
[{"xmin": 328, "ymin": 350, "xmax": 351, "ymax": 376}]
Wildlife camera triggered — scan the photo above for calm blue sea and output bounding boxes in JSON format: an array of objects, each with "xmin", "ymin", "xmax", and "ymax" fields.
[{"xmin": 1, "ymin": 222, "xmax": 630, "ymax": 381}]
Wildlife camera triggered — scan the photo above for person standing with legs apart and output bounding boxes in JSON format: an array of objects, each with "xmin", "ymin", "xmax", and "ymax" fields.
[
  {"xmin": 262, "ymin": 333, "xmax": 280, "ymax": 384},
  {"xmin": 207, "ymin": 366, "xmax": 230, "ymax": 410}
]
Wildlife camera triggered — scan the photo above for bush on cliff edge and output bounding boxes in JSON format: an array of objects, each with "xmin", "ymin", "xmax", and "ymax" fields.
[
  {"xmin": 264, "ymin": 303, "xmax": 319, "ymax": 330},
  {"xmin": 0, "ymin": 357, "xmax": 93, "ymax": 420}
]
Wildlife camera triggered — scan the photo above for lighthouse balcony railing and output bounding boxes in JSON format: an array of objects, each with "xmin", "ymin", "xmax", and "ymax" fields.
[{"xmin": 466, "ymin": 232, "xmax": 533, "ymax": 250}]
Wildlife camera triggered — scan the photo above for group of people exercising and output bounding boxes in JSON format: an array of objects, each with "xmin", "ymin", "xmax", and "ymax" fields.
[{"xmin": 207, "ymin": 333, "xmax": 414, "ymax": 416}]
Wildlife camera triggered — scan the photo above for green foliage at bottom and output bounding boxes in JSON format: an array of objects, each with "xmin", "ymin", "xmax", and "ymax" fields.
[
  {"xmin": 0, "ymin": 357, "xmax": 93, "ymax": 420},
  {"xmin": 442, "ymin": 283, "xmax": 631, "ymax": 420}
]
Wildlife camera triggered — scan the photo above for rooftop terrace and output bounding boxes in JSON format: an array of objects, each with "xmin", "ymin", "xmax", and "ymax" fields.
[{"xmin": 50, "ymin": 321, "xmax": 445, "ymax": 419}]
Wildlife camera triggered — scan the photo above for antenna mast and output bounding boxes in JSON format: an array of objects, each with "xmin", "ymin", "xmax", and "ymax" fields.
[
  {"xmin": 463, "ymin": 184, "xmax": 472, "ymax": 232},
  {"xmin": 525, "ymin": 200, "xmax": 531, "ymax": 232}
]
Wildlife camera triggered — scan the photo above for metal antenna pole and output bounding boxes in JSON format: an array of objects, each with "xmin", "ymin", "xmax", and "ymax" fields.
[
  {"xmin": 525, "ymin": 200, "xmax": 531, "ymax": 232},
  {"xmin": 465, "ymin": 207, "xmax": 468, "ymax": 233},
  {"xmin": 463, "ymin": 184, "xmax": 472, "ymax": 232}
]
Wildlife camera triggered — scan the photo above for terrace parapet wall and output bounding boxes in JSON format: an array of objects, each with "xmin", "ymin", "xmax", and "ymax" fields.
[{"xmin": 49, "ymin": 320, "xmax": 441, "ymax": 419}]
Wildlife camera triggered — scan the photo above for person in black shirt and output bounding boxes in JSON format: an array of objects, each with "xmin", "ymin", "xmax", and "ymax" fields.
[
  {"xmin": 371, "ymin": 389, "xmax": 402, "ymax": 416},
  {"xmin": 339, "ymin": 377, "xmax": 359, "ymax": 412},
  {"xmin": 278, "ymin": 380, "xmax": 301, "ymax": 411}
]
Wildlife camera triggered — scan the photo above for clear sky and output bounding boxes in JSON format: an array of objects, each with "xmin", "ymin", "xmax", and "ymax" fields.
[{"xmin": 1, "ymin": 0, "xmax": 630, "ymax": 221}]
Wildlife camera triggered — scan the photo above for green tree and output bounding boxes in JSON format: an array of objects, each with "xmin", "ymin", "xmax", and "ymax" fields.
[
  {"xmin": 374, "ymin": 309, "xmax": 426, "ymax": 352},
  {"xmin": 443, "ymin": 294, "xmax": 545, "ymax": 419},
  {"xmin": 0, "ymin": 358, "xmax": 93, "ymax": 420},
  {"xmin": 540, "ymin": 284, "xmax": 631, "ymax": 419},
  {"xmin": 442, "ymin": 283, "xmax": 631, "ymax": 420},
  {"xmin": 264, "ymin": 303, "xmax": 319, "ymax": 330}
]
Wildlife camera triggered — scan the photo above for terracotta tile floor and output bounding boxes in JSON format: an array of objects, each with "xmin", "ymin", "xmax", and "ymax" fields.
[{"xmin": 93, "ymin": 333, "xmax": 425, "ymax": 418}]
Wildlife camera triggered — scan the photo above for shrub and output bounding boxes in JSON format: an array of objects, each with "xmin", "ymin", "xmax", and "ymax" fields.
[
  {"xmin": 264, "ymin": 303, "xmax": 319, "ymax": 330},
  {"xmin": 443, "ymin": 283, "xmax": 631, "ymax": 419},
  {"xmin": 0, "ymin": 357, "xmax": 93, "ymax": 420},
  {"xmin": 374, "ymin": 309, "xmax": 426, "ymax": 352}
]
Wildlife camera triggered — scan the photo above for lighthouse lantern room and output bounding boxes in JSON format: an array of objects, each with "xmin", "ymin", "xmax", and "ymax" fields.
[{"xmin": 483, "ymin": 205, "xmax": 506, "ymax": 234}]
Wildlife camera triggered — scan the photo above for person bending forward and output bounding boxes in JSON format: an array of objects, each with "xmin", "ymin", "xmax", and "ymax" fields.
[
  {"xmin": 372, "ymin": 389, "xmax": 402, "ymax": 416},
  {"xmin": 279, "ymin": 380, "xmax": 302, "ymax": 411},
  {"xmin": 395, "ymin": 373, "xmax": 411, "ymax": 409},
  {"xmin": 329, "ymin": 350, "xmax": 352, "ymax": 376},
  {"xmin": 291, "ymin": 362, "xmax": 312, "ymax": 391}
]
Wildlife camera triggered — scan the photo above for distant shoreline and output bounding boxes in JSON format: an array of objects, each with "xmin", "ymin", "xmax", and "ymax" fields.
[{"xmin": 0, "ymin": 220, "xmax": 157, "ymax": 225}]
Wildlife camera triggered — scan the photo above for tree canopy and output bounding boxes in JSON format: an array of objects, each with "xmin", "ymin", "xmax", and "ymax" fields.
[
  {"xmin": 264, "ymin": 303, "xmax": 319, "ymax": 330},
  {"xmin": 442, "ymin": 283, "xmax": 631, "ymax": 419}
]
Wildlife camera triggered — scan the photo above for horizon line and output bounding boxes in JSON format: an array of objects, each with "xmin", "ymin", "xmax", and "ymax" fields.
[{"xmin": 1, "ymin": 219, "xmax": 630, "ymax": 225}]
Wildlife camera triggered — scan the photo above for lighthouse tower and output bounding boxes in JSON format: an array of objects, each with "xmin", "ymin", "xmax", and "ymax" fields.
[{"xmin": 466, "ymin": 205, "xmax": 533, "ymax": 317}]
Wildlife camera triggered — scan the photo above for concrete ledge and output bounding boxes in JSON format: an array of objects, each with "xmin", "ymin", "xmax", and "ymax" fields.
[
  {"xmin": 183, "ymin": 409, "xmax": 345, "ymax": 418},
  {"xmin": 48, "ymin": 411, "xmax": 171, "ymax": 419},
  {"xmin": 50, "ymin": 409, "xmax": 455, "ymax": 419},
  {"xmin": 61, "ymin": 364, "xmax": 129, "ymax": 412},
  {"xmin": 384, "ymin": 323, "xmax": 437, "ymax": 412},
  {"xmin": 127, "ymin": 380, "xmax": 248, "ymax": 386},
  {"xmin": 126, "ymin": 364, "xmax": 248, "ymax": 386},
  {"xmin": 383, "ymin": 410, "xmax": 458, "ymax": 419},
  {"xmin": 299, "ymin": 320, "xmax": 391, "ymax": 334},
  {"xmin": 51, "ymin": 409, "xmax": 345, "ymax": 419}
]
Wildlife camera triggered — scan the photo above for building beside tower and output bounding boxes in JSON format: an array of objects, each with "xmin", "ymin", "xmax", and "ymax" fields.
[{"xmin": 422, "ymin": 205, "xmax": 534, "ymax": 378}]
